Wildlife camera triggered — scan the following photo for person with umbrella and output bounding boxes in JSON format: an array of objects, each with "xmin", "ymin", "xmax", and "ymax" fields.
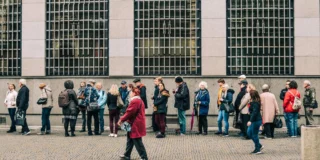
[{"xmin": 194, "ymin": 81, "xmax": 210, "ymax": 135}]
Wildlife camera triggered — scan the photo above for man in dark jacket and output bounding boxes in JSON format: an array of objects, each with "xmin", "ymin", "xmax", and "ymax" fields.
[
  {"xmin": 303, "ymin": 80, "xmax": 317, "ymax": 125},
  {"xmin": 133, "ymin": 78, "xmax": 148, "ymax": 109},
  {"xmin": 119, "ymin": 80, "xmax": 129, "ymax": 103},
  {"xmin": 16, "ymin": 79, "xmax": 30, "ymax": 135},
  {"xmin": 234, "ymin": 80, "xmax": 247, "ymax": 136},
  {"xmin": 173, "ymin": 76, "xmax": 190, "ymax": 136},
  {"xmin": 151, "ymin": 77, "xmax": 163, "ymax": 132},
  {"xmin": 280, "ymin": 80, "xmax": 290, "ymax": 134}
]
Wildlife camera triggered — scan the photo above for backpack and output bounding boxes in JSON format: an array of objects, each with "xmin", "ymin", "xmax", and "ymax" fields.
[
  {"xmin": 58, "ymin": 90, "xmax": 70, "ymax": 108},
  {"xmin": 288, "ymin": 91, "xmax": 302, "ymax": 110}
]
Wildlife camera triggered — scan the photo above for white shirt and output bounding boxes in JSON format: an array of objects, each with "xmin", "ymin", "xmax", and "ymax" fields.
[{"xmin": 4, "ymin": 90, "xmax": 17, "ymax": 108}]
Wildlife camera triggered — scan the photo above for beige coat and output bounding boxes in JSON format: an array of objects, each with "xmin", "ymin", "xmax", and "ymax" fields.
[
  {"xmin": 260, "ymin": 92, "xmax": 280, "ymax": 123},
  {"xmin": 239, "ymin": 93, "xmax": 250, "ymax": 114},
  {"xmin": 40, "ymin": 87, "xmax": 53, "ymax": 108}
]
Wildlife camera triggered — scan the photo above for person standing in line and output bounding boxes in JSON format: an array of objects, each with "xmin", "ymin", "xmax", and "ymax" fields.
[
  {"xmin": 303, "ymin": 80, "xmax": 317, "ymax": 125},
  {"xmin": 173, "ymin": 76, "xmax": 190, "ymax": 136},
  {"xmin": 62, "ymin": 80, "xmax": 79, "ymax": 137},
  {"xmin": 118, "ymin": 88, "xmax": 148, "ymax": 160},
  {"xmin": 96, "ymin": 82, "xmax": 107, "ymax": 134},
  {"xmin": 153, "ymin": 83, "xmax": 170, "ymax": 138},
  {"xmin": 283, "ymin": 80, "xmax": 301, "ymax": 138},
  {"xmin": 194, "ymin": 81, "xmax": 210, "ymax": 135},
  {"xmin": 151, "ymin": 77, "xmax": 163, "ymax": 132},
  {"xmin": 84, "ymin": 79, "xmax": 100, "ymax": 136},
  {"xmin": 133, "ymin": 78, "xmax": 148, "ymax": 109},
  {"xmin": 38, "ymin": 83, "xmax": 54, "ymax": 135},
  {"xmin": 234, "ymin": 80, "xmax": 248, "ymax": 136},
  {"xmin": 4, "ymin": 83, "xmax": 17, "ymax": 133},
  {"xmin": 16, "ymin": 79, "xmax": 31, "ymax": 135},
  {"xmin": 217, "ymin": 79, "xmax": 225, "ymax": 113},
  {"xmin": 247, "ymin": 90, "xmax": 264, "ymax": 154},
  {"xmin": 119, "ymin": 80, "xmax": 130, "ymax": 110},
  {"xmin": 280, "ymin": 80, "xmax": 290, "ymax": 135},
  {"xmin": 260, "ymin": 84, "xmax": 280, "ymax": 139},
  {"xmin": 239, "ymin": 83, "xmax": 256, "ymax": 140},
  {"xmin": 107, "ymin": 84, "xmax": 121, "ymax": 138},
  {"xmin": 238, "ymin": 75, "xmax": 246, "ymax": 82},
  {"xmin": 215, "ymin": 84, "xmax": 234, "ymax": 136},
  {"xmin": 77, "ymin": 81, "xmax": 87, "ymax": 132},
  {"xmin": 122, "ymin": 84, "xmax": 134, "ymax": 115}
]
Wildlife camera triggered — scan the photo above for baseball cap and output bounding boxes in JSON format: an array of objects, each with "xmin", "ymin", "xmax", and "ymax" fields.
[
  {"xmin": 121, "ymin": 80, "xmax": 127, "ymax": 85},
  {"xmin": 238, "ymin": 80, "xmax": 248, "ymax": 85}
]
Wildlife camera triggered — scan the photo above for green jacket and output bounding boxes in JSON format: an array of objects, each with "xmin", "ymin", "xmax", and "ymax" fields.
[{"xmin": 303, "ymin": 87, "xmax": 316, "ymax": 108}]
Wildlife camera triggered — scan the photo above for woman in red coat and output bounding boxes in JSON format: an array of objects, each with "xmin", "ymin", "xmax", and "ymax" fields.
[
  {"xmin": 283, "ymin": 80, "xmax": 301, "ymax": 138},
  {"xmin": 118, "ymin": 88, "xmax": 148, "ymax": 160}
]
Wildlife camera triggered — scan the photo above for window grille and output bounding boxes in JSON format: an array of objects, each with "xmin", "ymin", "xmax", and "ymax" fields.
[
  {"xmin": 227, "ymin": 0, "xmax": 294, "ymax": 75},
  {"xmin": 134, "ymin": 0, "xmax": 201, "ymax": 76},
  {"xmin": 0, "ymin": 0, "xmax": 21, "ymax": 76},
  {"xmin": 46, "ymin": 0, "xmax": 109, "ymax": 76}
]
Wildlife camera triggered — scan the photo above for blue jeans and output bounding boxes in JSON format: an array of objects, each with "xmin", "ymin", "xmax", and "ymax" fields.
[
  {"xmin": 99, "ymin": 108, "xmax": 105, "ymax": 131},
  {"xmin": 247, "ymin": 120, "xmax": 262, "ymax": 150},
  {"xmin": 217, "ymin": 110, "xmax": 229, "ymax": 133},
  {"xmin": 8, "ymin": 108, "xmax": 16, "ymax": 130},
  {"xmin": 283, "ymin": 112, "xmax": 290, "ymax": 134},
  {"xmin": 41, "ymin": 108, "xmax": 52, "ymax": 132},
  {"xmin": 286, "ymin": 112, "xmax": 298, "ymax": 136},
  {"xmin": 178, "ymin": 109, "xmax": 186, "ymax": 134}
]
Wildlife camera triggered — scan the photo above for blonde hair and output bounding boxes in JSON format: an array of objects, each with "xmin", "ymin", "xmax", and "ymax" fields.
[
  {"xmin": 248, "ymin": 84, "xmax": 256, "ymax": 90},
  {"xmin": 199, "ymin": 81, "xmax": 208, "ymax": 89},
  {"xmin": 109, "ymin": 84, "xmax": 120, "ymax": 96}
]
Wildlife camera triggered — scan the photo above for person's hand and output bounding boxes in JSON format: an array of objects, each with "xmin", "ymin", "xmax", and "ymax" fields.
[
  {"xmin": 198, "ymin": 101, "xmax": 201, "ymax": 104},
  {"xmin": 172, "ymin": 89, "xmax": 176, "ymax": 94},
  {"xmin": 117, "ymin": 120, "xmax": 122, "ymax": 127},
  {"xmin": 310, "ymin": 108, "xmax": 314, "ymax": 111},
  {"xmin": 151, "ymin": 97, "xmax": 154, "ymax": 100},
  {"xmin": 247, "ymin": 121, "xmax": 251, "ymax": 127}
]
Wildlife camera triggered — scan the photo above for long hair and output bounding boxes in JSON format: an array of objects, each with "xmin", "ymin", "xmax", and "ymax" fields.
[
  {"xmin": 250, "ymin": 90, "xmax": 260, "ymax": 103},
  {"xmin": 247, "ymin": 84, "xmax": 256, "ymax": 91},
  {"xmin": 109, "ymin": 84, "xmax": 120, "ymax": 96}
]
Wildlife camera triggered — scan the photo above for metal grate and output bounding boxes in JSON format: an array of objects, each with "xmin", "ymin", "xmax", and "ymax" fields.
[
  {"xmin": 0, "ymin": 0, "xmax": 21, "ymax": 76},
  {"xmin": 46, "ymin": 0, "xmax": 109, "ymax": 76},
  {"xmin": 227, "ymin": 0, "xmax": 294, "ymax": 75},
  {"xmin": 134, "ymin": 0, "xmax": 201, "ymax": 76}
]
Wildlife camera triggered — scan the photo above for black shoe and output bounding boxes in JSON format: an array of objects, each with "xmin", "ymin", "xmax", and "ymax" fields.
[
  {"xmin": 242, "ymin": 136, "xmax": 250, "ymax": 140},
  {"xmin": 100, "ymin": 130, "xmax": 104, "ymax": 134},
  {"xmin": 65, "ymin": 133, "xmax": 70, "ymax": 137},
  {"xmin": 223, "ymin": 132, "xmax": 229, "ymax": 137},
  {"xmin": 7, "ymin": 129, "xmax": 16, "ymax": 133},
  {"xmin": 71, "ymin": 133, "xmax": 76, "ymax": 137},
  {"xmin": 95, "ymin": 132, "xmax": 101, "ymax": 135},
  {"xmin": 88, "ymin": 132, "xmax": 93, "ymax": 136},
  {"xmin": 196, "ymin": 132, "xmax": 202, "ymax": 135},
  {"xmin": 251, "ymin": 149, "xmax": 262, "ymax": 154},
  {"xmin": 202, "ymin": 132, "xmax": 208, "ymax": 136},
  {"xmin": 79, "ymin": 130, "xmax": 86, "ymax": 133},
  {"xmin": 119, "ymin": 155, "xmax": 130, "ymax": 160},
  {"xmin": 156, "ymin": 133, "xmax": 165, "ymax": 138},
  {"xmin": 22, "ymin": 131, "xmax": 31, "ymax": 136},
  {"xmin": 214, "ymin": 131, "xmax": 222, "ymax": 135}
]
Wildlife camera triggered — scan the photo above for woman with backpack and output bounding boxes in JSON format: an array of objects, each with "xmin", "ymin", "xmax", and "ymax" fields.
[
  {"xmin": 107, "ymin": 84, "xmax": 122, "ymax": 138},
  {"xmin": 38, "ymin": 83, "xmax": 53, "ymax": 135},
  {"xmin": 283, "ymin": 80, "xmax": 301, "ymax": 138},
  {"xmin": 77, "ymin": 81, "xmax": 87, "ymax": 132},
  {"xmin": 62, "ymin": 80, "xmax": 79, "ymax": 137}
]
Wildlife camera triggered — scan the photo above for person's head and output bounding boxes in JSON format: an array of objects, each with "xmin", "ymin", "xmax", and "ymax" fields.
[
  {"xmin": 222, "ymin": 84, "xmax": 229, "ymax": 92},
  {"xmin": 19, "ymin": 79, "xmax": 26, "ymax": 88},
  {"xmin": 285, "ymin": 80, "xmax": 290, "ymax": 89},
  {"xmin": 262, "ymin": 84, "xmax": 269, "ymax": 92},
  {"xmin": 128, "ymin": 84, "xmax": 134, "ymax": 91},
  {"xmin": 217, "ymin": 78, "xmax": 225, "ymax": 87},
  {"xmin": 88, "ymin": 79, "xmax": 96, "ymax": 86},
  {"xmin": 238, "ymin": 75, "xmax": 246, "ymax": 81},
  {"xmin": 158, "ymin": 83, "xmax": 166, "ymax": 91},
  {"xmin": 8, "ymin": 84, "xmax": 15, "ymax": 91},
  {"xmin": 199, "ymin": 81, "xmax": 208, "ymax": 90},
  {"xmin": 80, "ymin": 81, "xmax": 86, "ymax": 88},
  {"xmin": 133, "ymin": 78, "xmax": 141, "ymax": 86},
  {"xmin": 64, "ymin": 80, "xmax": 74, "ymax": 89},
  {"xmin": 250, "ymin": 90, "xmax": 260, "ymax": 102},
  {"xmin": 96, "ymin": 82, "xmax": 102, "ymax": 91},
  {"xmin": 175, "ymin": 76, "xmax": 184, "ymax": 85},
  {"xmin": 246, "ymin": 84, "xmax": 256, "ymax": 93},
  {"xmin": 289, "ymin": 80, "xmax": 298, "ymax": 89},
  {"xmin": 303, "ymin": 80, "xmax": 311, "ymax": 89},
  {"xmin": 239, "ymin": 80, "xmax": 248, "ymax": 89},
  {"xmin": 154, "ymin": 77, "xmax": 163, "ymax": 86},
  {"xmin": 109, "ymin": 84, "xmax": 119, "ymax": 96},
  {"xmin": 121, "ymin": 80, "xmax": 127, "ymax": 88},
  {"xmin": 39, "ymin": 83, "xmax": 46, "ymax": 90},
  {"xmin": 130, "ymin": 87, "xmax": 140, "ymax": 98}
]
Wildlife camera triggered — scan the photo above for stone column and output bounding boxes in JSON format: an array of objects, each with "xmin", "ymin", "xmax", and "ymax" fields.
[
  {"xmin": 21, "ymin": 0, "xmax": 46, "ymax": 76},
  {"xmin": 301, "ymin": 125, "xmax": 320, "ymax": 160},
  {"xmin": 109, "ymin": 0, "xmax": 134, "ymax": 76}
]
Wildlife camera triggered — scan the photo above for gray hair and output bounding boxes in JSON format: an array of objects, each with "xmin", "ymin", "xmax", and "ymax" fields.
[
  {"xmin": 223, "ymin": 84, "xmax": 229, "ymax": 90},
  {"xmin": 304, "ymin": 80, "xmax": 311, "ymax": 86},
  {"xmin": 199, "ymin": 81, "xmax": 208, "ymax": 89},
  {"xmin": 19, "ymin": 79, "xmax": 27, "ymax": 85}
]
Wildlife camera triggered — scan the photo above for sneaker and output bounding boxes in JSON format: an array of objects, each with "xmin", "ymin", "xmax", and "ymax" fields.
[
  {"xmin": 291, "ymin": 136, "xmax": 297, "ymax": 138},
  {"xmin": 202, "ymin": 132, "xmax": 208, "ymax": 136},
  {"xmin": 79, "ymin": 130, "xmax": 86, "ymax": 133},
  {"xmin": 180, "ymin": 133, "xmax": 185, "ymax": 136},
  {"xmin": 259, "ymin": 145, "xmax": 264, "ymax": 151},
  {"xmin": 37, "ymin": 131, "xmax": 45, "ymax": 135},
  {"xmin": 45, "ymin": 131, "xmax": 51, "ymax": 135},
  {"xmin": 223, "ymin": 133, "xmax": 229, "ymax": 137},
  {"xmin": 109, "ymin": 133, "xmax": 114, "ymax": 137},
  {"xmin": 114, "ymin": 134, "xmax": 118, "ymax": 138},
  {"xmin": 264, "ymin": 136, "xmax": 272, "ymax": 140},
  {"xmin": 7, "ymin": 130, "xmax": 16, "ymax": 133},
  {"xmin": 196, "ymin": 132, "xmax": 202, "ymax": 135},
  {"xmin": 251, "ymin": 149, "xmax": 262, "ymax": 154},
  {"xmin": 156, "ymin": 134, "xmax": 165, "ymax": 138},
  {"xmin": 214, "ymin": 131, "xmax": 222, "ymax": 135},
  {"xmin": 119, "ymin": 155, "xmax": 130, "ymax": 160},
  {"xmin": 88, "ymin": 132, "xmax": 93, "ymax": 136},
  {"xmin": 22, "ymin": 131, "xmax": 31, "ymax": 136}
]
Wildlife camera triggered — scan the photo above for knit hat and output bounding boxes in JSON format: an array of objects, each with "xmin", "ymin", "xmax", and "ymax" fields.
[
  {"xmin": 175, "ymin": 76, "xmax": 183, "ymax": 83},
  {"xmin": 133, "ymin": 78, "xmax": 141, "ymax": 83}
]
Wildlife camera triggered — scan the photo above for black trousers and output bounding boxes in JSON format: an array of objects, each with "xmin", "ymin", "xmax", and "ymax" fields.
[
  {"xmin": 240, "ymin": 114, "xmax": 250, "ymax": 137},
  {"xmin": 199, "ymin": 115, "xmax": 208, "ymax": 133},
  {"xmin": 21, "ymin": 109, "xmax": 30, "ymax": 133},
  {"xmin": 124, "ymin": 134, "xmax": 148, "ymax": 160},
  {"xmin": 264, "ymin": 123, "xmax": 275, "ymax": 138},
  {"xmin": 87, "ymin": 110, "xmax": 99, "ymax": 133},
  {"xmin": 152, "ymin": 112, "xmax": 159, "ymax": 132},
  {"xmin": 64, "ymin": 118, "xmax": 76, "ymax": 133},
  {"xmin": 81, "ymin": 110, "xmax": 86, "ymax": 131}
]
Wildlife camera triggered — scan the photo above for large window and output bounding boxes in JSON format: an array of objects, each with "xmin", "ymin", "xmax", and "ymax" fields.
[
  {"xmin": 46, "ymin": 0, "xmax": 109, "ymax": 76},
  {"xmin": 0, "ymin": 0, "xmax": 21, "ymax": 76},
  {"xmin": 227, "ymin": 0, "xmax": 294, "ymax": 75},
  {"xmin": 134, "ymin": 0, "xmax": 201, "ymax": 76}
]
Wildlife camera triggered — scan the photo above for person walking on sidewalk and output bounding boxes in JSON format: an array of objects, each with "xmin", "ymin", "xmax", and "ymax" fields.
[
  {"xmin": 4, "ymin": 83, "xmax": 17, "ymax": 133},
  {"xmin": 173, "ymin": 76, "xmax": 190, "ymax": 136},
  {"xmin": 38, "ymin": 83, "xmax": 54, "ymax": 135},
  {"xmin": 303, "ymin": 80, "xmax": 317, "ymax": 125},
  {"xmin": 118, "ymin": 88, "xmax": 148, "ymax": 160},
  {"xmin": 16, "ymin": 79, "xmax": 31, "ymax": 135},
  {"xmin": 84, "ymin": 79, "xmax": 100, "ymax": 136},
  {"xmin": 78, "ymin": 81, "xmax": 87, "ymax": 132},
  {"xmin": 153, "ymin": 83, "xmax": 170, "ymax": 138},
  {"xmin": 260, "ymin": 84, "xmax": 279, "ymax": 139},
  {"xmin": 194, "ymin": 81, "xmax": 210, "ymax": 136},
  {"xmin": 280, "ymin": 80, "xmax": 290, "ymax": 135},
  {"xmin": 96, "ymin": 82, "xmax": 107, "ymax": 134},
  {"xmin": 107, "ymin": 84, "xmax": 121, "ymax": 138}
]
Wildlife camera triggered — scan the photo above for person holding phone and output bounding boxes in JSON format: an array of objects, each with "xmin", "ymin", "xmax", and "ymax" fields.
[{"xmin": 4, "ymin": 83, "xmax": 18, "ymax": 133}]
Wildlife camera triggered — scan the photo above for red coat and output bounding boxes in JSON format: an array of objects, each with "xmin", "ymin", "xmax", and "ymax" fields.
[
  {"xmin": 120, "ymin": 97, "xmax": 146, "ymax": 138},
  {"xmin": 283, "ymin": 89, "xmax": 301, "ymax": 113}
]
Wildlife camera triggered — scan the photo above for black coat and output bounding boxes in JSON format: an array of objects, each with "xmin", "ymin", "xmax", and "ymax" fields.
[
  {"xmin": 154, "ymin": 90, "xmax": 170, "ymax": 114},
  {"xmin": 138, "ymin": 85, "xmax": 148, "ymax": 109},
  {"xmin": 16, "ymin": 85, "xmax": 29, "ymax": 110},
  {"xmin": 62, "ymin": 81, "xmax": 79, "ymax": 116},
  {"xmin": 280, "ymin": 88, "xmax": 288, "ymax": 101},
  {"xmin": 174, "ymin": 82, "xmax": 190, "ymax": 111},
  {"xmin": 249, "ymin": 101, "xmax": 262, "ymax": 122},
  {"xmin": 153, "ymin": 85, "xmax": 159, "ymax": 100},
  {"xmin": 107, "ymin": 93, "xmax": 118, "ymax": 110},
  {"xmin": 234, "ymin": 87, "xmax": 247, "ymax": 111}
]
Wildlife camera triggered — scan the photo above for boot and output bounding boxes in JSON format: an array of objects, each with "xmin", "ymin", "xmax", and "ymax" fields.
[{"xmin": 70, "ymin": 132, "xmax": 76, "ymax": 137}]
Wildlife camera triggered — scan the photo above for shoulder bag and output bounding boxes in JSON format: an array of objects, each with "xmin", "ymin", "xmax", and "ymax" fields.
[
  {"xmin": 37, "ymin": 89, "xmax": 48, "ymax": 105},
  {"xmin": 121, "ymin": 101, "xmax": 142, "ymax": 132}
]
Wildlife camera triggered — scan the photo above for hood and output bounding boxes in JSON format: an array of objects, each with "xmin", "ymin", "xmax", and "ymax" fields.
[
  {"xmin": 227, "ymin": 89, "xmax": 235, "ymax": 94},
  {"xmin": 64, "ymin": 80, "xmax": 74, "ymax": 89},
  {"xmin": 161, "ymin": 89, "xmax": 170, "ymax": 97}
]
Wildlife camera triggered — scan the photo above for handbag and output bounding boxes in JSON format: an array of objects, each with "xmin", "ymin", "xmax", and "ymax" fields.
[
  {"xmin": 121, "ymin": 101, "xmax": 142, "ymax": 132},
  {"xmin": 224, "ymin": 103, "xmax": 235, "ymax": 113},
  {"xmin": 37, "ymin": 98, "xmax": 47, "ymax": 105},
  {"xmin": 15, "ymin": 109, "xmax": 25, "ymax": 126},
  {"xmin": 273, "ymin": 116, "xmax": 283, "ymax": 128},
  {"xmin": 117, "ymin": 95, "xmax": 124, "ymax": 109},
  {"xmin": 87, "ymin": 88, "xmax": 100, "ymax": 111}
]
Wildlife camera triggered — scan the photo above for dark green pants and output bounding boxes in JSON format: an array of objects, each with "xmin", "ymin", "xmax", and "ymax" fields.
[{"xmin": 124, "ymin": 134, "xmax": 148, "ymax": 160}]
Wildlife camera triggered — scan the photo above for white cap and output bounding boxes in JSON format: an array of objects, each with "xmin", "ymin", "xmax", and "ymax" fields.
[
  {"xmin": 238, "ymin": 75, "xmax": 246, "ymax": 79},
  {"xmin": 262, "ymin": 84, "xmax": 269, "ymax": 90}
]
